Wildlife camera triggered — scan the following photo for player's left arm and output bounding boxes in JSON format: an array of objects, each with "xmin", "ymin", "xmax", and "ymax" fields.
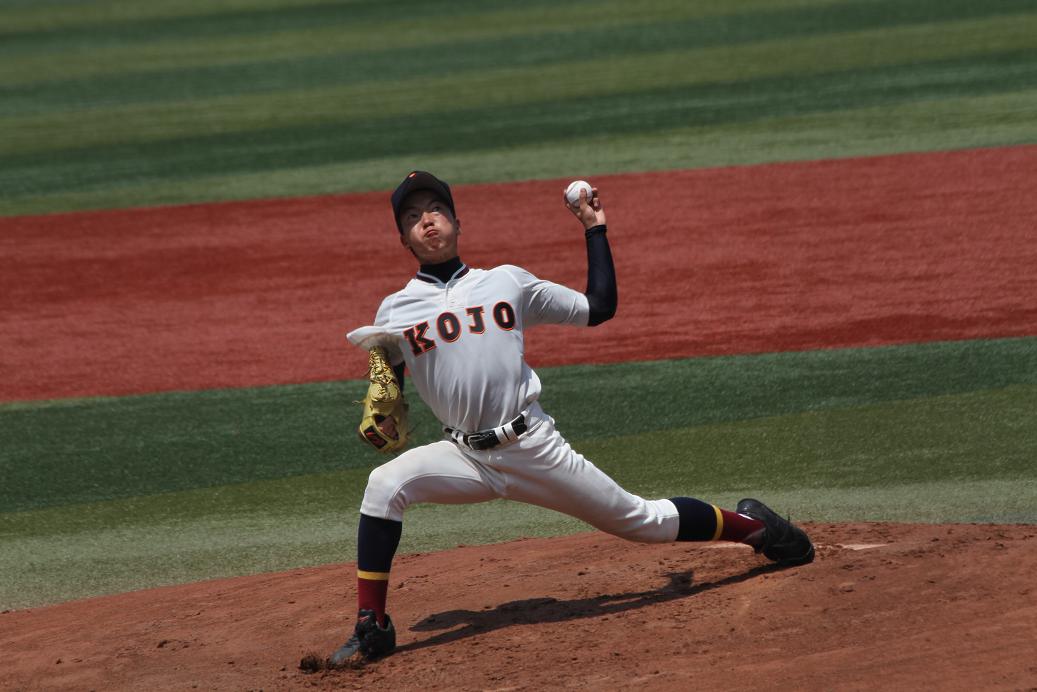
[{"xmin": 564, "ymin": 185, "xmax": 616, "ymax": 326}]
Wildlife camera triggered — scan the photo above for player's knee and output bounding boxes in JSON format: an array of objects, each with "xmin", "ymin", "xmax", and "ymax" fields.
[{"xmin": 361, "ymin": 464, "xmax": 408, "ymax": 522}]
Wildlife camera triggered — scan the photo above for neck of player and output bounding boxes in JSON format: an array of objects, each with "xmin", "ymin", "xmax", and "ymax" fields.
[{"xmin": 419, "ymin": 256, "xmax": 464, "ymax": 283}]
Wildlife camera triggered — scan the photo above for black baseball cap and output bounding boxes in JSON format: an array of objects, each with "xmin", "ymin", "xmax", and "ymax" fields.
[{"xmin": 390, "ymin": 171, "xmax": 455, "ymax": 232}]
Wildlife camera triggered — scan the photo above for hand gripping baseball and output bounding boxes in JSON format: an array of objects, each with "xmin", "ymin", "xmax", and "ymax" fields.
[
  {"xmin": 563, "ymin": 180, "xmax": 607, "ymax": 230},
  {"xmin": 357, "ymin": 347, "xmax": 409, "ymax": 453}
]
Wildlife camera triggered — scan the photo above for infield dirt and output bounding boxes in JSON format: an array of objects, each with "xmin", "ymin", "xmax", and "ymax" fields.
[{"xmin": 2, "ymin": 523, "xmax": 1035, "ymax": 690}]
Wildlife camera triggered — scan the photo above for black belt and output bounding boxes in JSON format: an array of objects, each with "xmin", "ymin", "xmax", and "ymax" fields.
[{"xmin": 445, "ymin": 411, "xmax": 529, "ymax": 451}]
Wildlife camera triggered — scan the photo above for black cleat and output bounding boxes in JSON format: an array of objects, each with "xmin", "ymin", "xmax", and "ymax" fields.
[
  {"xmin": 327, "ymin": 609, "xmax": 397, "ymax": 667},
  {"xmin": 736, "ymin": 498, "xmax": 815, "ymax": 567}
]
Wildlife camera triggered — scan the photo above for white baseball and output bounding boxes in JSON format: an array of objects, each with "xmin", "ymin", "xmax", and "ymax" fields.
[{"xmin": 565, "ymin": 180, "xmax": 593, "ymax": 207}]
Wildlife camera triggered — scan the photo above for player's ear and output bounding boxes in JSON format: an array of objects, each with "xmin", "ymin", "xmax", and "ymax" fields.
[{"xmin": 455, "ymin": 218, "xmax": 461, "ymax": 235}]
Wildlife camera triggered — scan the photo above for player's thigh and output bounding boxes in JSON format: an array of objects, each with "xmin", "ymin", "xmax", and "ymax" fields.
[
  {"xmin": 361, "ymin": 440, "xmax": 503, "ymax": 521},
  {"xmin": 501, "ymin": 424, "xmax": 677, "ymax": 542},
  {"xmin": 507, "ymin": 446, "xmax": 645, "ymax": 524}
]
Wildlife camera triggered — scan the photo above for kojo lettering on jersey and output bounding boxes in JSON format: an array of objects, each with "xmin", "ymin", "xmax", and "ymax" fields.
[
  {"xmin": 402, "ymin": 321, "xmax": 436, "ymax": 356},
  {"xmin": 404, "ymin": 301, "xmax": 517, "ymax": 356},
  {"xmin": 361, "ymin": 264, "xmax": 587, "ymax": 433}
]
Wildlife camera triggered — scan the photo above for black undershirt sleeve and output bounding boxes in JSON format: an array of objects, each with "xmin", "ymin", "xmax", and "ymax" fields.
[{"xmin": 584, "ymin": 224, "xmax": 617, "ymax": 326}]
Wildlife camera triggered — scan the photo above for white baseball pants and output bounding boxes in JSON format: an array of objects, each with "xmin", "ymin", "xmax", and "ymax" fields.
[{"xmin": 360, "ymin": 403, "xmax": 681, "ymax": 543}]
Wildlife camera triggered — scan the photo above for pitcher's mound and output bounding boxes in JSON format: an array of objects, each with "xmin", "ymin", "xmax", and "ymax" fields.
[{"xmin": 2, "ymin": 522, "xmax": 1035, "ymax": 690}]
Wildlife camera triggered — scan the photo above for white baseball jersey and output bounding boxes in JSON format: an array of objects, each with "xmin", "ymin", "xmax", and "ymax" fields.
[
  {"xmin": 353, "ymin": 263, "xmax": 589, "ymax": 432},
  {"xmin": 348, "ymin": 261, "xmax": 681, "ymax": 544}
]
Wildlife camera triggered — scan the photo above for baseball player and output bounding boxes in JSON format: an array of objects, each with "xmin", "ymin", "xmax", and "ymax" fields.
[{"xmin": 329, "ymin": 171, "xmax": 814, "ymax": 666}]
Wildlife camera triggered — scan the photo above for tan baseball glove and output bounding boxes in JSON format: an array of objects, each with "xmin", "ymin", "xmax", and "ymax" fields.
[{"xmin": 357, "ymin": 346, "xmax": 408, "ymax": 453}]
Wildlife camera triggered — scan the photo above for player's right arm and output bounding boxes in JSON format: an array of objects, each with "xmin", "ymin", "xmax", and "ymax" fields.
[
  {"xmin": 564, "ymin": 185, "xmax": 616, "ymax": 326},
  {"xmin": 582, "ymin": 224, "xmax": 616, "ymax": 326}
]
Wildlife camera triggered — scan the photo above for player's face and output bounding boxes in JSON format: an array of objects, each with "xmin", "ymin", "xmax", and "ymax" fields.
[{"xmin": 398, "ymin": 190, "xmax": 461, "ymax": 264}]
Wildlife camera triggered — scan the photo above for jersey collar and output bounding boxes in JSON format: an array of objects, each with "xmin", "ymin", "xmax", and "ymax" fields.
[{"xmin": 415, "ymin": 262, "xmax": 469, "ymax": 285}]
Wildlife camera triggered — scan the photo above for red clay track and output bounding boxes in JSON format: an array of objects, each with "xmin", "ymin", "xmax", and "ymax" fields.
[{"xmin": 2, "ymin": 145, "xmax": 1036, "ymax": 402}]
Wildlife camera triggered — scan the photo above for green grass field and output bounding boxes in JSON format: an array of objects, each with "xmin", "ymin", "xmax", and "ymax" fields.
[
  {"xmin": 3, "ymin": 338, "xmax": 1035, "ymax": 608},
  {"xmin": 2, "ymin": 0, "xmax": 1037, "ymax": 214}
]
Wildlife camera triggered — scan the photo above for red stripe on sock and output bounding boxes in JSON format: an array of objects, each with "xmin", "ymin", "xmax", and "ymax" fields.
[
  {"xmin": 718, "ymin": 509, "xmax": 764, "ymax": 544},
  {"xmin": 357, "ymin": 577, "xmax": 389, "ymax": 626}
]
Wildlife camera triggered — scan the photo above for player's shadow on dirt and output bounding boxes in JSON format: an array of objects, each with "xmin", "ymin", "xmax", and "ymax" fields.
[{"xmin": 400, "ymin": 564, "xmax": 778, "ymax": 653}]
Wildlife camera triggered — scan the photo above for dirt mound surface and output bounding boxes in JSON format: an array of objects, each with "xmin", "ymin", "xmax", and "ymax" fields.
[{"xmin": 2, "ymin": 522, "xmax": 1035, "ymax": 691}]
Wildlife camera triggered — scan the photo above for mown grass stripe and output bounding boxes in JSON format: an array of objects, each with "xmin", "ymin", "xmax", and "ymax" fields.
[
  {"xmin": 2, "ymin": 1, "xmax": 1037, "ymax": 215},
  {"xmin": 4, "ymin": 46, "xmax": 1036, "ymax": 201},
  {"xmin": 579, "ymin": 386, "xmax": 1037, "ymax": 493},
  {"xmin": 3, "ymin": 5, "xmax": 1037, "ymax": 215},
  {"xmin": 0, "ymin": 0, "xmax": 568, "ymax": 49},
  {"xmin": 6, "ymin": 10, "xmax": 1037, "ymax": 155},
  {"xmin": 2, "ymin": 337, "xmax": 1034, "ymax": 514},
  {"xmin": 8, "ymin": 90, "xmax": 1034, "ymax": 216},
  {"xmin": 4, "ymin": 0, "xmax": 1033, "ymax": 115},
  {"xmin": 0, "ymin": 0, "xmax": 872, "ymax": 51},
  {"xmin": 4, "ymin": 0, "xmax": 1030, "ymax": 58},
  {"xmin": 0, "ymin": 0, "xmax": 350, "ymax": 33},
  {"xmin": 0, "ymin": 0, "xmax": 822, "ymax": 85}
]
